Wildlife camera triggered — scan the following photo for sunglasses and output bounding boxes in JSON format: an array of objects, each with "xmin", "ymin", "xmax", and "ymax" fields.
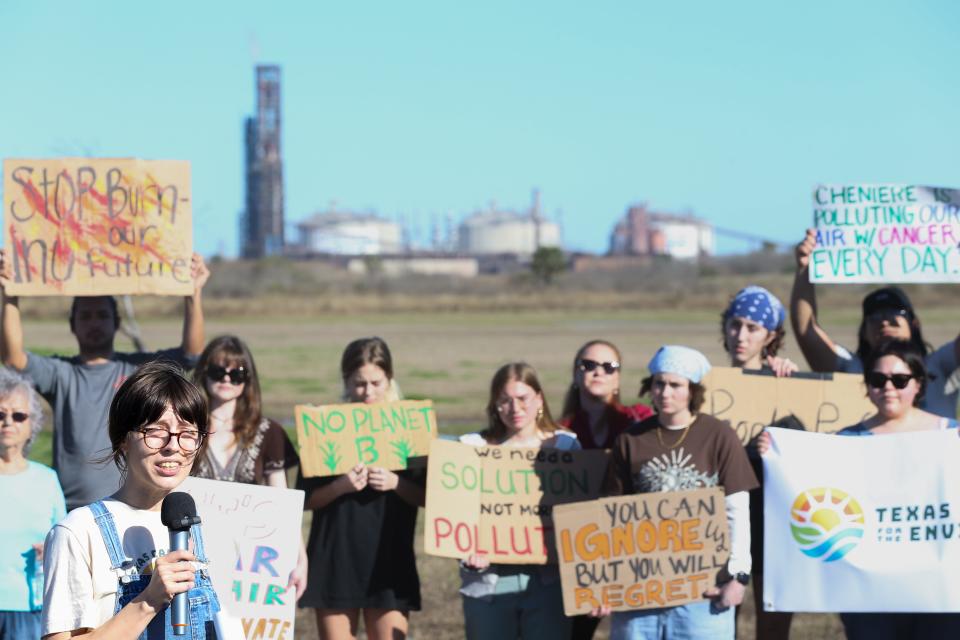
[
  {"xmin": 0, "ymin": 411, "xmax": 29, "ymax": 423},
  {"xmin": 866, "ymin": 308, "xmax": 910, "ymax": 326},
  {"xmin": 866, "ymin": 372, "xmax": 914, "ymax": 390},
  {"xmin": 578, "ymin": 359, "xmax": 621, "ymax": 375},
  {"xmin": 206, "ymin": 365, "xmax": 248, "ymax": 385}
]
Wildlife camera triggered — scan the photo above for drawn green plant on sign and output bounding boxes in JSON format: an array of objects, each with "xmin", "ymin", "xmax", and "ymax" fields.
[
  {"xmin": 390, "ymin": 437, "xmax": 415, "ymax": 468},
  {"xmin": 320, "ymin": 441, "xmax": 342, "ymax": 474}
]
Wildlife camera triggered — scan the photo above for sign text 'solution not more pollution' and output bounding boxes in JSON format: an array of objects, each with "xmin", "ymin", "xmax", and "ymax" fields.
[
  {"xmin": 810, "ymin": 184, "xmax": 960, "ymax": 283},
  {"xmin": 424, "ymin": 439, "xmax": 609, "ymax": 564},
  {"xmin": 3, "ymin": 158, "xmax": 193, "ymax": 296}
]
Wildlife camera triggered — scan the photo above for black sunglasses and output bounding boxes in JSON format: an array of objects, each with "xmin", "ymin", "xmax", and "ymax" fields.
[
  {"xmin": 206, "ymin": 365, "xmax": 249, "ymax": 385},
  {"xmin": 578, "ymin": 359, "xmax": 621, "ymax": 375},
  {"xmin": 0, "ymin": 411, "xmax": 29, "ymax": 423},
  {"xmin": 866, "ymin": 308, "xmax": 910, "ymax": 326},
  {"xmin": 866, "ymin": 372, "xmax": 914, "ymax": 390}
]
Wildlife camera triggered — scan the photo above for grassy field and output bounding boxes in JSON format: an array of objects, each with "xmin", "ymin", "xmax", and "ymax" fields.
[{"xmin": 23, "ymin": 305, "xmax": 959, "ymax": 639}]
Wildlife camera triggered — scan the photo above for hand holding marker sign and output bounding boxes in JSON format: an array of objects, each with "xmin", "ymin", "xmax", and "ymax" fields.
[{"xmin": 809, "ymin": 184, "xmax": 960, "ymax": 283}]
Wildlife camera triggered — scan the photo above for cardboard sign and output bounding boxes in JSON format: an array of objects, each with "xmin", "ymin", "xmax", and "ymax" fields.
[
  {"xmin": 809, "ymin": 184, "xmax": 960, "ymax": 283},
  {"xmin": 296, "ymin": 400, "xmax": 437, "ymax": 477},
  {"xmin": 3, "ymin": 158, "xmax": 193, "ymax": 296},
  {"xmin": 424, "ymin": 439, "xmax": 609, "ymax": 564},
  {"xmin": 702, "ymin": 367, "xmax": 874, "ymax": 445},
  {"xmin": 180, "ymin": 477, "xmax": 305, "ymax": 639},
  {"xmin": 553, "ymin": 488, "xmax": 729, "ymax": 615}
]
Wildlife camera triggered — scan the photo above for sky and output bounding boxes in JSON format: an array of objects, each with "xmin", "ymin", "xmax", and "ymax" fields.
[{"xmin": 3, "ymin": 1, "xmax": 959, "ymax": 257}]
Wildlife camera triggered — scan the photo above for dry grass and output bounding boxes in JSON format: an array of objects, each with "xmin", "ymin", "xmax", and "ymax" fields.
[{"xmin": 23, "ymin": 295, "xmax": 958, "ymax": 639}]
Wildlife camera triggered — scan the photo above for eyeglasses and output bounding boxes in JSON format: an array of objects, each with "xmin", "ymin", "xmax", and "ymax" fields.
[
  {"xmin": 206, "ymin": 365, "xmax": 248, "ymax": 385},
  {"xmin": 0, "ymin": 411, "xmax": 29, "ymax": 423},
  {"xmin": 137, "ymin": 428, "xmax": 203, "ymax": 452},
  {"xmin": 578, "ymin": 359, "xmax": 620, "ymax": 375},
  {"xmin": 866, "ymin": 372, "xmax": 914, "ymax": 390}
]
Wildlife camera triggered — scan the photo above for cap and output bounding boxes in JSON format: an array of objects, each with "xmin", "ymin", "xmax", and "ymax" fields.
[{"xmin": 862, "ymin": 287, "xmax": 914, "ymax": 318}]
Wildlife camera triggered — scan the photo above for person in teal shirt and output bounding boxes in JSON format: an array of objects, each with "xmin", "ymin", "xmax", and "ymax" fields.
[{"xmin": 0, "ymin": 368, "xmax": 65, "ymax": 639}]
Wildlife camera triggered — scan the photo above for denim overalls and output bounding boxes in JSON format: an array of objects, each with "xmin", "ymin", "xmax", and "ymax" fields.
[{"xmin": 89, "ymin": 500, "xmax": 222, "ymax": 639}]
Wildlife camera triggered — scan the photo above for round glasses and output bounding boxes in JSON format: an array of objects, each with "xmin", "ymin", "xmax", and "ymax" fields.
[{"xmin": 137, "ymin": 428, "xmax": 203, "ymax": 452}]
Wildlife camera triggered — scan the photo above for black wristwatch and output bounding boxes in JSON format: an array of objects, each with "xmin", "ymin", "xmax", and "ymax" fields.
[{"xmin": 732, "ymin": 572, "xmax": 750, "ymax": 586}]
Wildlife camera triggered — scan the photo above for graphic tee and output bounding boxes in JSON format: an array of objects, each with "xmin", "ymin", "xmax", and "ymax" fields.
[
  {"xmin": 604, "ymin": 414, "xmax": 758, "ymax": 497},
  {"xmin": 41, "ymin": 499, "xmax": 169, "ymax": 635}
]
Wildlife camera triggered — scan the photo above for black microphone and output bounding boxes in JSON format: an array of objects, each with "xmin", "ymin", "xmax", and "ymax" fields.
[{"xmin": 160, "ymin": 492, "xmax": 202, "ymax": 636}]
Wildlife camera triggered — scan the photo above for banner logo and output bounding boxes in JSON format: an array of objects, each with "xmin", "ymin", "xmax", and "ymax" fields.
[{"xmin": 790, "ymin": 488, "xmax": 865, "ymax": 562}]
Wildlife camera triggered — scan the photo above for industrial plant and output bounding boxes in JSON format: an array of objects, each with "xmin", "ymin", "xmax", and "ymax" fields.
[{"xmin": 236, "ymin": 64, "xmax": 756, "ymax": 276}]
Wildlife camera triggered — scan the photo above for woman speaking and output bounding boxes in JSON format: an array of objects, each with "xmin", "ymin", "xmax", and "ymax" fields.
[{"xmin": 41, "ymin": 361, "xmax": 223, "ymax": 639}]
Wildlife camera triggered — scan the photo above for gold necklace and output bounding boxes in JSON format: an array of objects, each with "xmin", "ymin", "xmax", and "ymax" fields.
[{"xmin": 656, "ymin": 415, "xmax": 697, "ymax": 450}]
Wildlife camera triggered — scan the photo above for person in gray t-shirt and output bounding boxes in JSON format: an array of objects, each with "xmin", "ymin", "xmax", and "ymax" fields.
[{"xmin": 0, "ymin": 251, "xmax": 210, "ymax": 510}]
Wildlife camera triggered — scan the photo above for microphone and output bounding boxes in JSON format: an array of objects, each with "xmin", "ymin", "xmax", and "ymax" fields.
[{"xmin": 160, "ymin": 492, "xmax": 202, "ymax": 636}]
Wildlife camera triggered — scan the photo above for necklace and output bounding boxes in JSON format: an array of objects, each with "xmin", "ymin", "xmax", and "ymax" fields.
[{"xmin": 656, "ymin": 415, "xmax": 697, "ymax": 450}]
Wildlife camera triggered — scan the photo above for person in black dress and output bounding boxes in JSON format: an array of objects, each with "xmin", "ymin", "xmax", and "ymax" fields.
[{"xmin": 298, "ymin": 337, "xmax": 425, "ymax": 640}]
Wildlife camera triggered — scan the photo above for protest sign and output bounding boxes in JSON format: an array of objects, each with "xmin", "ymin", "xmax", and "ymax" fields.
[
  {"xmin": 296, "ymin": 399, "xmax": 437, "ymax": 477},
  {"xmin": 809, "ymin": 184, "xmax": 960, "ymax": 283},
  {"xmin": 702, "ymin": 367, "xmax": 874, "ymax": 445},
  {"xmin": 3, "ymin": 158, "xmax": 193, "ymax": 296},
  {"xmin": 180, "ymin": 477, "xmax": 305, "ymax": 639},
  {"xmin": 553, "ymin": 487, "xmax": 729, "ymax": 615},
  {"xmin": 424, "ymin": 439, "xmax": 609, "ymax": 564},
  {"xmin": 763, "ymin": 427, "xmax": 960, "ymax": 612}
]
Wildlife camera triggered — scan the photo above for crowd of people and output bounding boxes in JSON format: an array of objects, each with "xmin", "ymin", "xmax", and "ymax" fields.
[{"xmin": 0, "ymin": 229, "xmax": 957, "ymax": 640}]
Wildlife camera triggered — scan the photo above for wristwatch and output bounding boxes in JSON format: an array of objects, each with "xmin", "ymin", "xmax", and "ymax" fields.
[{"xmin": 732, "ymin": 572, "xmax": 751, "ymax": 586}]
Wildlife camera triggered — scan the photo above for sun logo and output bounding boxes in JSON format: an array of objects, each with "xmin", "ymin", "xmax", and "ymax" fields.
[{"xmin": 790, "ymin": 488, "xmax": 865, "ymax": 562}]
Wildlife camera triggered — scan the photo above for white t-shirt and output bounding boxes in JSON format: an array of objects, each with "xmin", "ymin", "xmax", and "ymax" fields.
[{"xmin": 41, "ymin": 499, "xmax": 170, "ymax": 636}]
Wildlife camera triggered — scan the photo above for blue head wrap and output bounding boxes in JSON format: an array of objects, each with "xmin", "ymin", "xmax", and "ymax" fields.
[
  {"xmin": 647, "ymin": 345, "xmax": 712, "ymax": 384},
  {"xmin": 725, "ymin": 286, "xmax": 785, "ymax": 332}
]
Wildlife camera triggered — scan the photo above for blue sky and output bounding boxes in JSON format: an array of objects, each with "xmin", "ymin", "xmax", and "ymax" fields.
[{"xmin": 3, "ymin": 1, "xmax": 958, "ymax": 257}]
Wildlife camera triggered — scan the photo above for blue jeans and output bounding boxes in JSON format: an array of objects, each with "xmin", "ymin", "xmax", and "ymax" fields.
[
  {"xmin": 610, "ymin": 600, "xmax": 734, "ymax": 640},
  {"xmin": 90, "ymin": 501, "xmax": 221, "ymax": 639},
  {"xmin": 0, "ymin": 610, "xmax": 41, "ymax": 639},
  {"xmin": 462, "ymin": 571, "xmax": 571, "ymax": 640}
]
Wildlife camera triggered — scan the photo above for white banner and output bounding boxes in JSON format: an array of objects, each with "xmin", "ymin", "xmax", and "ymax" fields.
[
  {"xmin": 180, "ymin": 477, "xmax": 305, "ymax": 639},
  {"xmin": 763, "ymin": 427, "xmax": 960, "ymax": 612},
  {"xmin": 809, "ymin": 184, "xmax": 960, "ymax": 283}
]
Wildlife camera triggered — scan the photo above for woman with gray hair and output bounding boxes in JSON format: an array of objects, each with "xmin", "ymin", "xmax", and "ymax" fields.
[{"xmin": 0, "ymin": 368, "xmax": 65, "ymax": 638}]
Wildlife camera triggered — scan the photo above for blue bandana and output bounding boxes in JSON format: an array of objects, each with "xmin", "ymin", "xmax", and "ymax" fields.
[
  {"xmin": 726, "ymin": 286, "xmax": 785, "ymax": 332},
  {"xmin": 647, "ymin": 345, "xmax": 712, "ymax": 384}
]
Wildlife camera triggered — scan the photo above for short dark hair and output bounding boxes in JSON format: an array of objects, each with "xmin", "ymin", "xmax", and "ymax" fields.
[
  {"xmin": 107, "ymin": 360, "xmax": 208, "ymax": 472},
  {"xmin": 640, "ymin": 375, "xmax": 706, "ymax": 413},
  {"xmin": 69, "ymin": 296, "xmax": 120, "ymax": 331},
  {"xmin": 862, "ymin": 339, "xmax": 928, "ymax": 407}
]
